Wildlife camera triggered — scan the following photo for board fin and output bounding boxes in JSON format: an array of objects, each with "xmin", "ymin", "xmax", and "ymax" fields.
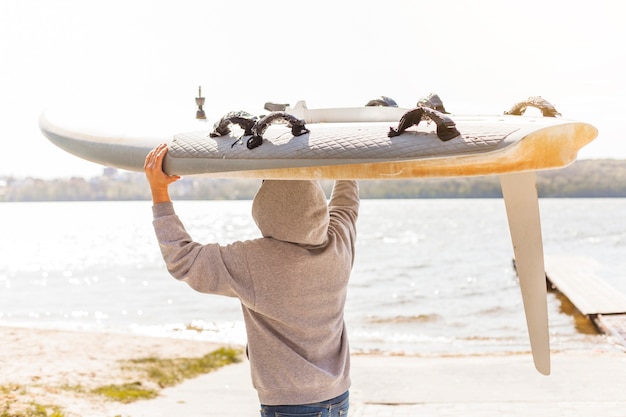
[{"xmin": 501, "ymin": 172, "xmax": 551, "ymax": 375}]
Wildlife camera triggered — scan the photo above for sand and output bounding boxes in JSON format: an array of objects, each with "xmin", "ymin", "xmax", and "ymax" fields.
[
  {"xmin": 0, "ymin": 326, "xmax": 228, "ymax": 416},
  {"xmin": 2, "ymin": 325, "xmax": 626, "ymax": 417}
]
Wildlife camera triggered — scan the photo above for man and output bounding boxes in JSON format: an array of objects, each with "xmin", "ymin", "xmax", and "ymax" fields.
[{"xmin": 144, "ymin": 144, "xmax": 359, "ymax": 416}]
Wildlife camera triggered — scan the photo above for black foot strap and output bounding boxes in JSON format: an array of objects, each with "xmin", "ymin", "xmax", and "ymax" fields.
[
  {"xmin": 504, "ymin": 96, "xmax": 561, "ymax": 117},
  {"xmin": 365, "ymin": 96, "xmax": 398, "ymax": 107},
  {"xmin": 417, "ymin": 93, "xmax": 448, "ymax": 113},
  {"xmin": 247, "ymin": 112, "xmax": 309, "ymax": 149},
  {"xmin": 388, "ymin": 107, "xmax": 460, "ymax": 141},
  {"xmin": 210, "ymin": 111, "xmax": 258, "ymax": 137}
]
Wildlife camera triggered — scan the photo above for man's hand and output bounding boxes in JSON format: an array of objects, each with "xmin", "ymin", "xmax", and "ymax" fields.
[{"xmin": 144, "ymin": 144, "xmax": 181, "ymax": 204}]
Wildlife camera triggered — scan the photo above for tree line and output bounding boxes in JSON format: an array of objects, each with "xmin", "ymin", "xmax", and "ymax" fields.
[{"xmin": 1, "ymin": 159, "xmax": 625, "ymax": 202}]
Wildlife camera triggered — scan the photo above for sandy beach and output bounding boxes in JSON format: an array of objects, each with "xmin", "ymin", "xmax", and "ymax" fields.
[
  {"xmin": 0, "ymin": 326, "xmax": 230, "ymax": 416},
  {"xmin": 2, "ymin": 325, "xmax": 626, "ymax": 417}
]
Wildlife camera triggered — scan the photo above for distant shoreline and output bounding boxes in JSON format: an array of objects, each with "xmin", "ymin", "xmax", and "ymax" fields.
[{"xmin": 2, "ymin": 159, "xmax": 626, "ymax": 201}]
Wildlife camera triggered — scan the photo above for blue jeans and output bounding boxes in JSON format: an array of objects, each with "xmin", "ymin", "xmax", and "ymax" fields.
[{"xmin": 260, "ymin": 391, "xmax": 349, "ymax": 417}]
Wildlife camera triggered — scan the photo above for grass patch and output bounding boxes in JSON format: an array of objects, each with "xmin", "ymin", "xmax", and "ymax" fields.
[
  {"xmin": 92, "ymin": 346, "xmax": 242, "ymax": 403},
  {"xmin": 17, "ymin": 403, "xmax": 65, "ymax": 417},
  {"xmin": 1, "ymin": 401, "xmax": 66, "ymax": 417},
  {"xmin": 126, "ymin": 346, "xmax": 242, "ymax": 388},
  {"xmin": 1, "ymin": 384, "xmax": 67, "ymax": 417},
  {"xmin": 57, "ymin": 384, "xmax": 84, "ymax": 395},
  {"xmin": 0, "ymin": 384, "xmax": 25, "ymax": 396},
  {"xmin": 91, "ymin": 382, "xmax": 158, "ymax": 404}
]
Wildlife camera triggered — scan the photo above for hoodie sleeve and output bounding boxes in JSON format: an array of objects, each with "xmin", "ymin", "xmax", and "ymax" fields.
[
  {"xmin": 328, "ymin": 181, "xmax": 359, "ymax": 264},
  {"xmin": 151, "ymin": 202, "xmax": 252, "ymax": 298},
  {"xmin": 328, "ymin": 180, "xmax": 359, "ymax": 224}
]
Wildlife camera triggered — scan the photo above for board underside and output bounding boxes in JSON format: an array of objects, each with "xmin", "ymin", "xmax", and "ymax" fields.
[{"xmin": 40, "ymin": 110, "xmax": 597, "ymax": 180}]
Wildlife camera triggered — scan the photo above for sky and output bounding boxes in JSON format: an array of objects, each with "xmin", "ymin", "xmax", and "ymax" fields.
[{"xmin": 1, "ymin": 0, "xmax": 625, "ymax": 178}]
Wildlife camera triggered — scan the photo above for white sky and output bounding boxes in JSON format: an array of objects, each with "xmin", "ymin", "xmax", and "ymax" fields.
[{"xmin": 1, "ymin": 0, "xmax": 624, "ymax": 178}]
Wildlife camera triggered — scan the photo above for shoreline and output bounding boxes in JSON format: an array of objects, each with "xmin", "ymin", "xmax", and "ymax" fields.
[{"xmin": 2, "ymin": 325, "xmax": 625, "ymax": 417}]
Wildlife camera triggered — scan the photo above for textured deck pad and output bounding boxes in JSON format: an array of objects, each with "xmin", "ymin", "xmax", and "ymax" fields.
[{"xmin": 167, "ymin": 120, "xmax": 524, "ymax": 175}]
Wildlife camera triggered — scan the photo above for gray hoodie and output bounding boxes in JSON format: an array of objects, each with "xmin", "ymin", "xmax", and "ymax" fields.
[{"xmin": 151, "ymin": 180, "xmax": 359, "ymax": 405}]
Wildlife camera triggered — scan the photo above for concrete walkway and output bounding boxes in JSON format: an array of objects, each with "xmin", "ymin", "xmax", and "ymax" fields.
[{"xmin": 112, "ymin": 350, "xmax": 626, "ymax": 417}]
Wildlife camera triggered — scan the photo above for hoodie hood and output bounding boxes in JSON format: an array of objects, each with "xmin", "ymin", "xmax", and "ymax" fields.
[{"xmin": 252, "ymin": 180, "xmax": 330, "ymax": 246}]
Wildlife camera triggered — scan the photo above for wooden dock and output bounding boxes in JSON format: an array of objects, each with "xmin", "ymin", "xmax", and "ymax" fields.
[{"xmin": 543, "ymin": 256, "xmax": 626, "ymax": 347}]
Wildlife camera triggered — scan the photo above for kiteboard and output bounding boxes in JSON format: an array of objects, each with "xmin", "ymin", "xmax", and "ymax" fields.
[{"xmin": 38, "ymin": 95, "xmax": 599, "ymax": 375}]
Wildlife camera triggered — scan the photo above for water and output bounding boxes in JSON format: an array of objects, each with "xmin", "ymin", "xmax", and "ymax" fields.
[{"xmin": 1, "ymin": 199, "xmax": 625, "ymax": 356}]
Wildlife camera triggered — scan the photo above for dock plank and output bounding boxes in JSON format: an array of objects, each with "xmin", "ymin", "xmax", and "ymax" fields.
[
  {"xmin": 544, "ymin": 256, "xmax": 626, "ymax": 316},
  {"xmin": 595, "ymin": 314, "xmax": 626, "ymax": 347}
]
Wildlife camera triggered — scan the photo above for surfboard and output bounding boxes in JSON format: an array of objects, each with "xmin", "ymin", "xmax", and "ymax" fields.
[{"xmin": 38, "ymin": 97, "xmax": 598, "ymax": 375}]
